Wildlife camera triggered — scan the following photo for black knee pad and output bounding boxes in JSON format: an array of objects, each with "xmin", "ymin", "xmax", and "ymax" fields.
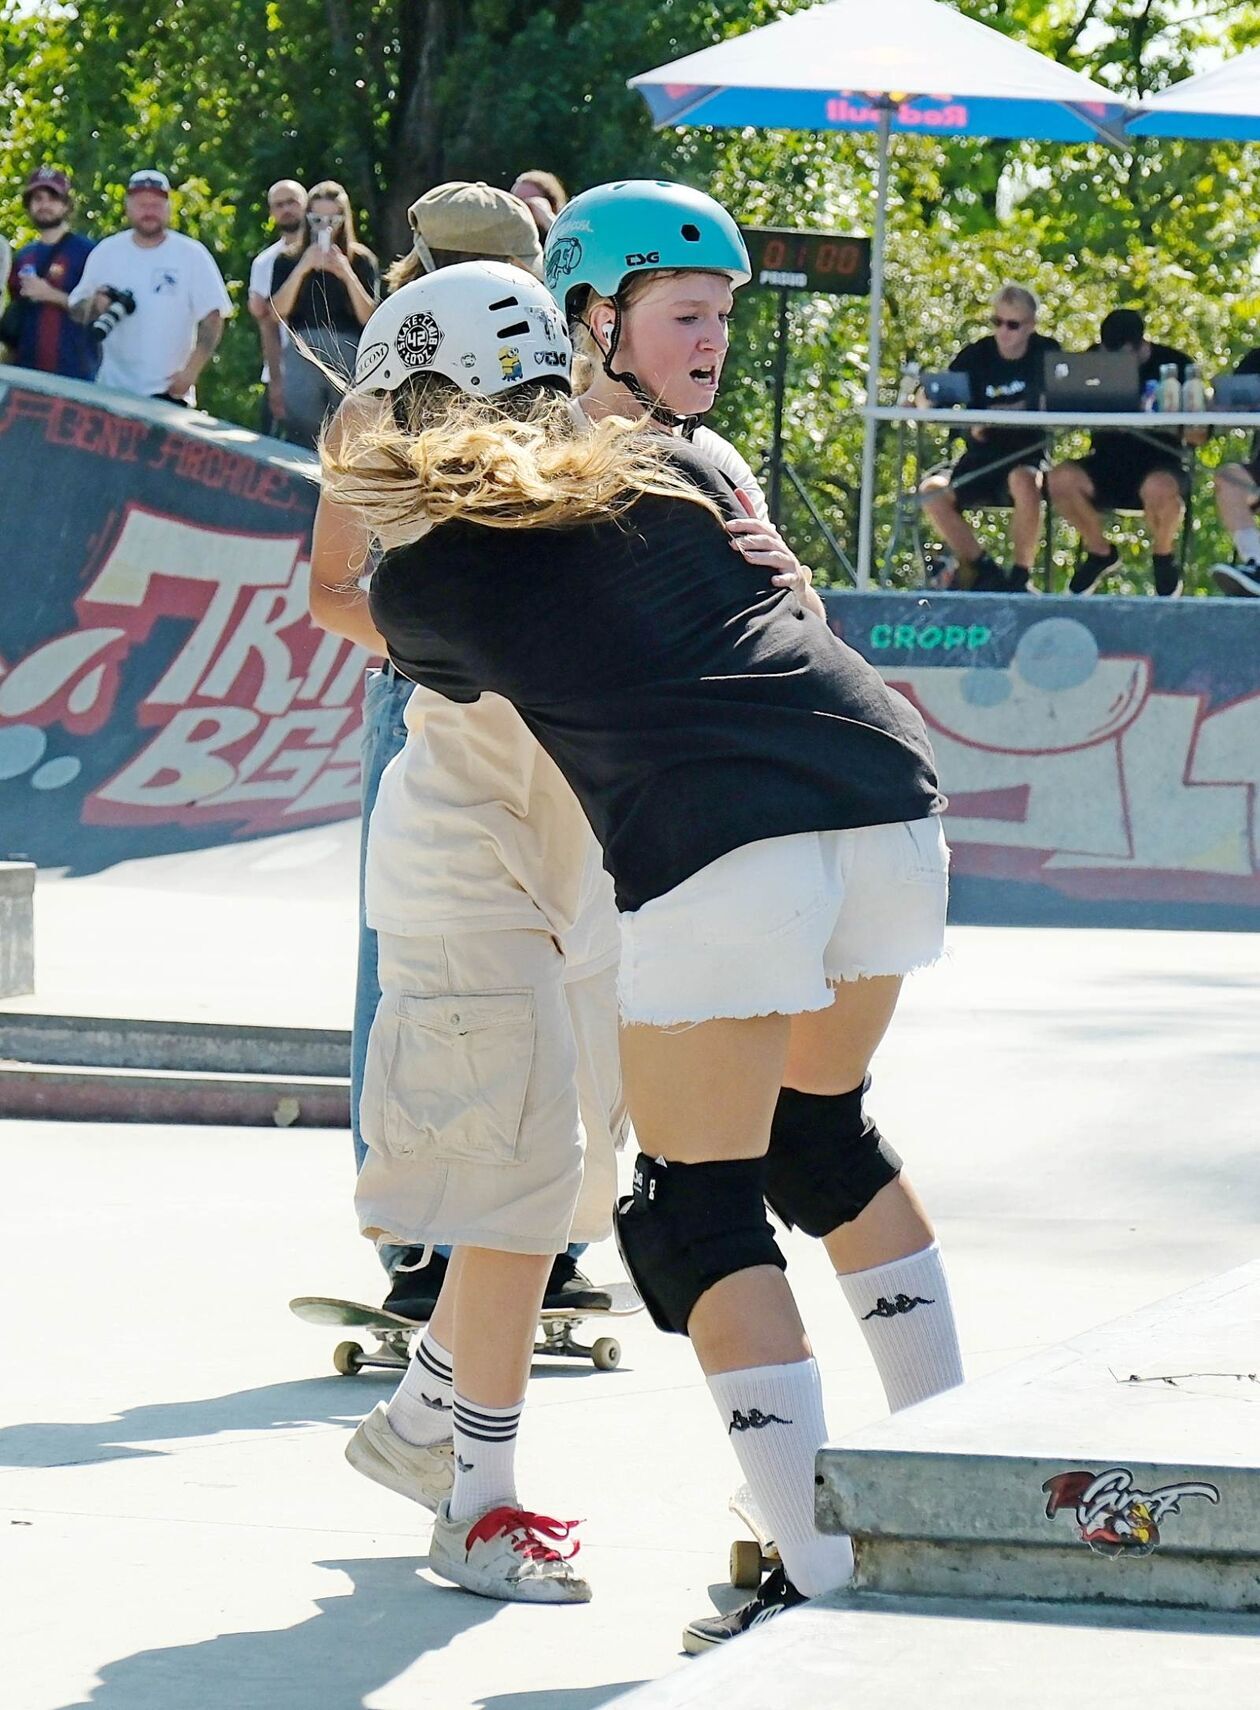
[
  {"xmin": 764, "ymin": 1080, "xmax": 903, "ymax": 1238},
  {"xmin": 614, "ymin": 1152, "xmax": 786, "ymax": 1336}
]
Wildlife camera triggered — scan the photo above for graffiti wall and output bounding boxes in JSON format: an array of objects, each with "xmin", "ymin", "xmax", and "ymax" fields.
[
  {"xmin": 825, "ymin": 590, "xmax": 1260, "ymax": 929},
  {"xmin": 0, "ymin": 368, "xmax": 369, "ymax": 874}
]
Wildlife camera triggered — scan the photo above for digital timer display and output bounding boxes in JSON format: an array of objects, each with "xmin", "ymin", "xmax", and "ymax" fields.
[{"xmin": 741, "ymin": 228, "xmax": 872, "ymax": 297}]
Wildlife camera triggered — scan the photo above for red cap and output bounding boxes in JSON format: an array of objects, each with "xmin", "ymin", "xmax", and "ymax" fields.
[{"xmin": 23, "ymin": 166, "xmax": 72, "ymax": 204}]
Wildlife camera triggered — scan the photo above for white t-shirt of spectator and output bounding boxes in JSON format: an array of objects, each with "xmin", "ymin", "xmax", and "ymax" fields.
[
  {"xmin": 69, "ymin": 229, "xmax": 232, "ymax": 402},
  {"xmin": 248, "ymin": 237, "xmax": 291, "ymax": 383}
]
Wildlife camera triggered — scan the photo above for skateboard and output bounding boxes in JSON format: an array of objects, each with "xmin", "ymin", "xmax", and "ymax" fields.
[
  {"xmin": 290, "ymin": 1281, "xmax": 642, "ymax": 1376},
  {"xmin": 728, "ymin": 1482, "xmax": 782, "ymax": 1589}
]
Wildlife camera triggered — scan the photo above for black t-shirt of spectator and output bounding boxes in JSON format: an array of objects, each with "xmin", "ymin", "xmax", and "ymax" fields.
[
  {"xmin": 1090, "ymin": 340, "xmax": 1192, "ymax": 468},
  {"xmin": 949, "ymin": 332, "xmax": 1061, "ymax": 458},
  {"xmin": 370, "ymin": 440, "xmax": 942, "ymax": 914},
  {"xmin": 270, "ymin": 247, "xmax": 378, "ymax": 335}
]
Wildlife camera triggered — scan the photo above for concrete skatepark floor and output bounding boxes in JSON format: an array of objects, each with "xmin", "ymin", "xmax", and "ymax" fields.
[{"xmin": 4, "ymin": 827, "xmax": 1257, "ymax": 1708}]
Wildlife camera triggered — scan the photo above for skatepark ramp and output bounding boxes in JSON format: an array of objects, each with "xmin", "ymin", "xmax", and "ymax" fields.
[
  {"xmin": 824, "ymin": 590, "xmax": 1260, "ymax": 931},
  {"xmin": 0, "ymin": 366, "xmax": 369, "ymax": 875}
]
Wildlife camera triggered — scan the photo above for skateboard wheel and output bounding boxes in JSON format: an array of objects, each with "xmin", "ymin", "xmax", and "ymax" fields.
[
  {"xmin": 591, "ymin": 1337, "xmax": 621, "ymax": 1371},
  {"xmin": 730, "ymin": 1538, "xmax": 763, "ymax": 1589},
  {"xmin": 333, "ymin": 1340, "xmax": 364, "ymax": 1376}
]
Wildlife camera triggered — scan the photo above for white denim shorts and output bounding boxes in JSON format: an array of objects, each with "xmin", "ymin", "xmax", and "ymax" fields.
[
  {"xmin": 357, "ymin": 928, "xmax": 627, "ymax": 1256},
  {"xmin": 617, "ymin": 818, "xmax": 949, "ymax": 1026}
]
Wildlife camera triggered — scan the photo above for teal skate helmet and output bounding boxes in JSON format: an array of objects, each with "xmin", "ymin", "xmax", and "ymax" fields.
[{"xmin": 543, "ymin": 179, "xmax": 750, "ymax": 430}]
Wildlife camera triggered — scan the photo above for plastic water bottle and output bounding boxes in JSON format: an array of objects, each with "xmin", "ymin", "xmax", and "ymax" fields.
[
  {"xmin": 1182, "ymin": 363, "xmax": 1207, "ymax": 414},
  {"xmin": 1158, "ymin": 363, "xmax": 1181, "ymax": 413},
  {"xmin": 1141, "ymin": 380, "xmax": 1159, "ymax": 412},
  {"xmin": 896, "ymin": 361, "xmax": 921, "ymax": 407}
]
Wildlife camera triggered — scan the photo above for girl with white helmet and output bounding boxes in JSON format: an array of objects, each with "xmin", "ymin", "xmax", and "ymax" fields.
[{"xmin": 325, "ymin": 230, "xmax": 955, "ymax": 1643}]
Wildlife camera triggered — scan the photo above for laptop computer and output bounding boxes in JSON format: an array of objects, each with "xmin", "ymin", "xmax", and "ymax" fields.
[
  {"xmin": 921, "ymin": 371, "xmax": 971, "ymax": 407},
  {"xmin": 1213, "ymin": 374, "xmax": 1260, "ymax": 411},
  {"xmin": 1042, "ymin": 350, "xmax": 1141, "ymax": 412}
]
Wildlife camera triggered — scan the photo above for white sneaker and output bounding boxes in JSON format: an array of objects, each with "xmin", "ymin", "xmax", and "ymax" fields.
[
  {"xmin": 1212, "ymin": 559, "xmax": 1260, "ymax": 597},
  {"xmin": 345, "ymin": 1402, "xmax": 453, "ymax": 1512},
  {"xmin": 427, "ymin": 1500, "xmax": 592, "ymax": 1603}
]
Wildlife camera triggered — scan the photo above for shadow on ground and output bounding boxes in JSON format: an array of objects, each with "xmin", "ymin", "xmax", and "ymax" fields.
[
  {"xmin": 55, "ymin": 1555, "xmax": 647, "ymax": 1710},
  {"xmin": 0, "ymin": 1378, "xmax": 363, "ymax": 1468}
]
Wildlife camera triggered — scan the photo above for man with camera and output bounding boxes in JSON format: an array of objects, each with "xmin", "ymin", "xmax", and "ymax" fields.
[
  {"xmin": 68, "ymin": 169, "xmax": 231, "ymax": 405},
  {"xmin": 1, "ymin": 167, "xmax": 97, "ymax": 381}
]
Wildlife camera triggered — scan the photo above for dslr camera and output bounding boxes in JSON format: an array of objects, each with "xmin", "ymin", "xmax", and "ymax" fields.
[{"xmin": 90, "ymin": 286, "xmax": 136, "ymax": 343}]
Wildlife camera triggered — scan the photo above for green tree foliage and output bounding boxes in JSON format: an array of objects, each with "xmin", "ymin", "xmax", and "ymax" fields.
[{"xmin": 2, "ymin": 0, "xmax": 1258, "ymax": 588}]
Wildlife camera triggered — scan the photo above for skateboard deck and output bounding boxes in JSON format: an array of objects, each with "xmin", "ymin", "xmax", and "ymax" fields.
[
  {"xmin": 728, "ymin": 1482, "xmax": 782, "ymax": 1589},
  {"xmin": 290, "ymin": 1283, "xmax": 641, "ymax": 1376}
]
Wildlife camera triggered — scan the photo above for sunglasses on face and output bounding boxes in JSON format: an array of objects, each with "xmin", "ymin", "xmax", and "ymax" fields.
[{"xmin": 991, "ymin": 315, "xmax": 1029, "ymax": 331}]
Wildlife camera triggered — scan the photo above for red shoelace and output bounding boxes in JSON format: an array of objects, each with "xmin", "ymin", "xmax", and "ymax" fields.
[{"xmin": 465, "ymin": 1507, "xmax": 582, "ymax": 1562}]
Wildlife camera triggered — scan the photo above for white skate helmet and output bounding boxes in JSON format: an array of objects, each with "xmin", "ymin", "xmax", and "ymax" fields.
[{"xmin": 351, "ymin": 260, "xmax": 572, "ymax": 398}]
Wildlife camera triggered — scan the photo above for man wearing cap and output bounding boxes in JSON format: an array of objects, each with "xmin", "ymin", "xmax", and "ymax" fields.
[
  {"xmin": 1047, "ymin": 308, "xmax": 1198, "ymax": 597},
  {"xmin": 0, "ymin": 168, "xmax": 97, "ymax": 381},
  {"xmin": 68, "ymin": 170, "xmax": 232, "ymax": 405},
  {"xmin": 311, "ymin": 182, "xmax": 605, "ymax": 1323}
]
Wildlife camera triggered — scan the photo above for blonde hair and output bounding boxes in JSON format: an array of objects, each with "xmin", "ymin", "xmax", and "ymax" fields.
[
  {"xmin": 571, "ymin": 269, "xmax": 699, "ymax": 395},
  {"xmin": 319, "ymin": 381, "xmax": 719, "ymax": 537}
]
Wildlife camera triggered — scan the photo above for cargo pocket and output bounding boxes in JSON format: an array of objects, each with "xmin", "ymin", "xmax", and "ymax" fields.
[{"xmin": 380, "ymin": 990, "xmax": 536, "ymax": 1167}]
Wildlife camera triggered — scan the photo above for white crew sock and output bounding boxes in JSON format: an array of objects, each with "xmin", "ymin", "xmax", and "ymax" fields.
[
  {"xmin": 449, "ymin": 1392, "xmax": 523, "ymax": 1523},
  {"xmin": 837, "ymin": 1241, "xmax": 964, "ymax": 1413},
  {"xmin": 385, "ymin": 1331, "xmax": 454, "ymax": 1447},
  {"xmin": 707, "ymin": 1358, "xmax": 854, "ymax": 1597},
  {"xmin": 1232, "ymin": 524, "xmax": 1260, "ymax": 564}
]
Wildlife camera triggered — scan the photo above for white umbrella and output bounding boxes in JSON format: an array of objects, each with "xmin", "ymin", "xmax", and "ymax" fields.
[
  {"xmin": 1127, "ymin": 46, "xmax": 1260, "ymax": 139},
  {"xmin": 629, "ymin": 0, "xmax": 1127, "ymax": 585}
]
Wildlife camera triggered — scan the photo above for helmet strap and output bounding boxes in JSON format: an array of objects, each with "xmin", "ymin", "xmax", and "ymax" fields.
[{"xmin": 590, "ymin": 298, "xmax": 705, "ymax": 439}]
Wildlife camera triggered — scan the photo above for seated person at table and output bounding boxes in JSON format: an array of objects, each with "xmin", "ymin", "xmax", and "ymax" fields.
[
  {"xmin": 919, "ymin": 284, "xmax": 1059, "ymax": 594},
  {"xmin": 1047, "ymin": 308, "xmax": 1199, "ymax": 599},
  {"xmin": 1209, "ymin": 345, "xmax": 1260, "ymax": 598}
]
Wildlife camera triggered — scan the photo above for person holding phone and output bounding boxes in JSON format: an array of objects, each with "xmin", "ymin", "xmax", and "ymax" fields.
[{"xmin": 269, "ymin": 179, "xmax": 378, "ymax": 448}]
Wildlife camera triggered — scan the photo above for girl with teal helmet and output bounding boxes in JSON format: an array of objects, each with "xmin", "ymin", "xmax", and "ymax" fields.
[{"xmin": 544, "ymin": 179, "xmax": 750, "ymax": 431}]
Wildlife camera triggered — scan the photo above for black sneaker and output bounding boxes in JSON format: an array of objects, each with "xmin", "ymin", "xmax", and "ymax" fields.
[
  {"xmin": 1152, "ymin": 553, "xmax": 1182, "ymax": 598},
  {"xmin": 543, "ymin": 1251, "xmax": 612, "ymax": 1312},
  {"xmin": 1006, "ymin": 565, "xmax": 1036, "ymax": 594},
  {"xmin": 1213, "ymin": 559, "xmax": 1260, "ymax": 598},
  {"xmin": 382, "ymin": 1248, "xmax": 449, "ymax": 1322},
  {"xmin": 1069, "ymin": 546, "xmax": 1119, "ymax": 595},
  {"xmin": 967, "ymin": 554, "xmax": 1007, "ymax": 593},
  {"xmin": 682, "ymin": 1566, "xmax": 807, "ymax": 1654}
]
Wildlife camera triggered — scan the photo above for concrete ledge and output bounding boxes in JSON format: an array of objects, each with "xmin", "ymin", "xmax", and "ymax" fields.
[
  {"xmin": 0, "ymin": 1060, "xmax": 349, "ymax": 1127},
  {"xmin": 0, "ymin": 1011, "xmax": 349, "ymax": 1076},
  {"xmin": 0, "ymin": 862, "xmax": 34, "ymax": 998},
  {"xmin": 817, "ymin": 1261, "xmax": 1260, "ymax": 1613}
]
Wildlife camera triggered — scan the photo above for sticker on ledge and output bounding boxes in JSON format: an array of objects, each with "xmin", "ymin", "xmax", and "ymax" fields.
[{"xmin": 1042, "ymin": 1466, "xmax": 1220, "ymax": 1557}]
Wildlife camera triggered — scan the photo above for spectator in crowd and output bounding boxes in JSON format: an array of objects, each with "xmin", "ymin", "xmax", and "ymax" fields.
[
  {"xmin": 0, "ymin": 167, "xmax": 97, "ymax": 381},
  {"xmin": 67, "ymin": 169, "xmax": 231, "ymax": 404},
  {"xmin": 919, "ymin": 284, "xmax": 1060, "ymax": 593},
  {"xmin": 0, "ymin": 230, "xmax": 10, "ymax": 315},
  {"xmin": 268, "ymin": 178, "xmax": 378, "ymax": 448},
  {"xmin": 248, "ymin": 179, "xmax": 307, "ymax": 435},
  {"xmin": 1047, "ymin": 308, "xmax": 1198, "ymax": 598},
  {"xmin": 509, "ymin": 168, "xmax": 568, "ymax": 237},
  {"xmin": 1209, "ymin": 345, "xmax": 1260, "ymax": 598},
  {"xmin": 384, "ymin": 180, "xmax": 542, "ymax": 295}
]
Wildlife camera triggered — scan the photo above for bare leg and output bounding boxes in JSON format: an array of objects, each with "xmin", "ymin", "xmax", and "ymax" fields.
[
  {"xmin": 451, "ymin": 1246, "xmax": 552, "ymax": 1406},
  {"xmin": 919, "ymin": 475, "xmax": 983, "ymax": 566},
  {"xmin": 1047, "ymin": 461, "xmax": 1109, "ymax": 555},
  {"xmin": 781, "ymin": 978, "xmax": 934, "ymax": 1273},
  {"xmin": 619, "ymin": 1013, "xmax": 799, "ymax": 1373},
  {"xmin": 1215, "ymin": 463, "xmax": 1260, "ymax": 534},
  {"xmin": 1007, "ymin": 466, "xmax": 1044, "ymax": 571},
  {"xmin": 1139, "ymin": 470, "xmax": 1184, "ymax": 558}
]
